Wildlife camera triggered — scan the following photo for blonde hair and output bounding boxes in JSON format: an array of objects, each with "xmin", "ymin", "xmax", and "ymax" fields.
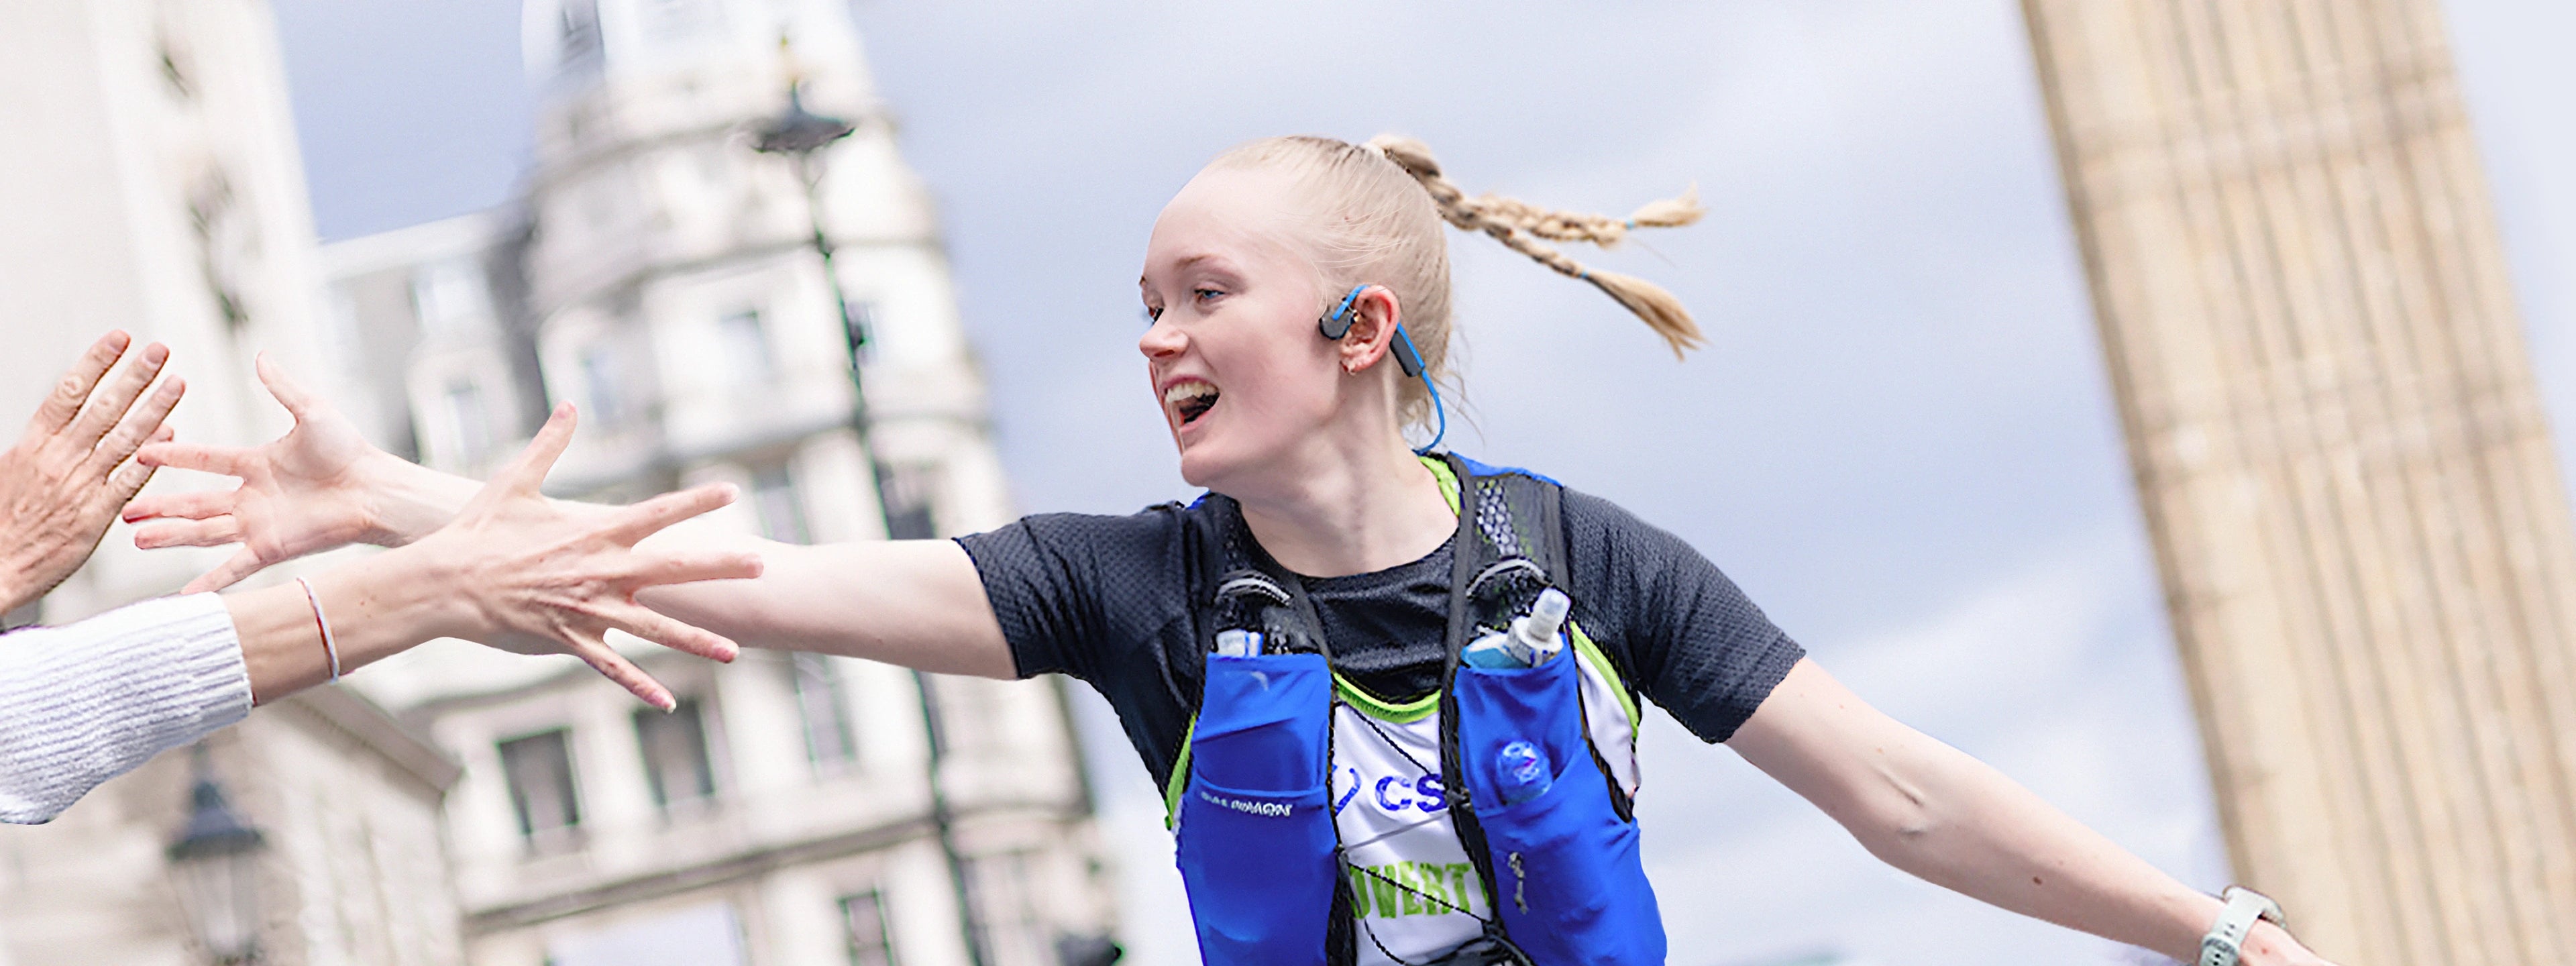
[{"xmin": 1208, "ymin": 134, "xmax": 1705, "ymax": 433}]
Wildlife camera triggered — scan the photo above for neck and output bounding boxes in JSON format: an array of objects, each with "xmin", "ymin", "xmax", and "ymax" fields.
[{"xmin": 1231, "ymin": 430, "xmax": 1455, "ymax": 579}]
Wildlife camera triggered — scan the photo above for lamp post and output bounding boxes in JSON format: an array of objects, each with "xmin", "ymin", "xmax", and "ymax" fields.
[
  {"xmin": 752, "ymin": 78, "xmax": 989, "ymax": 966},
  {"xmin": 166, "ymin": 744, "xmax": 266, "ymax": 965}
]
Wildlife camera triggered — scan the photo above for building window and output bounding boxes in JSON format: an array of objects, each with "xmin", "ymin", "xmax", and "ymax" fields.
[
  {"xmin": 750, "ymin": 461, "xmax": 810, "ymax": 544},
  {"xmin": 411, "ymin": 260, "xmax": 488, "ymax": 335},
  {"xmin": 839, "ymin": 890, "xmax": 896, "ymax": 966},
  {"xmin": 498, "ymin": 729, "xmax": 581, "ymax": 851},
  {"xmin": 876, "ymin": 462, "xmax": 938, "ymax": 541},
  {"xmin": 443, "ymin": 380, "xmax": 490, "ymax": 464},
  {"xmin": 719, "ymin": 309, "xmax": 774, "ymax": 386},
  {"xmin": 635, "ymin": 697, "xmax": 718, "ymax": 812},
  {"xmin": 579, "ymin": 346, "xmax": 623, "ymax": 426},
  {"xmin": 792, "ymin": 653, "xmax": 858, "ymax": 773},
  {"xmin": 547, "ymin": 901, "xmax": 747, "ymax": 966},
  {"xmin": 963, "ymin": 852, "xmax": 1047, "ymax": 966}
]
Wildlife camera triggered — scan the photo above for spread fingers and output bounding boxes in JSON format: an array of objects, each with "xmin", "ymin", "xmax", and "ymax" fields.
[
  {"xmin": 133, "ymin": 517, "xmax": 242, "ymax": 549},
  {"xmin": 65, "ymin": 341, "xmax": 168, "ymax": 449},
  {"xmin": 85, "ymin": 376, "xmax": 184, "ymax": 475},
  {"xmin": 621, "ymin": 549, "xmax": 764, "ymax": 588},
  {"xmin": 598, "ymin": 601, "xmax": 741, "ymax": 663},
  {"xmin": 136, "ymin": 441, "xmax": 254, "ymax": 477},
  {"xmin": 602, "ymin": 483, "xmax": 738, "ymax": 546},
  {"xmin": 22, "ymin": 331, "xmax": 129, "ymax": 443},
  {"xmin": 124, "ymin": 487, "xmax": 237, "ymax": 523},
  {"xmin": 486, "ymin": 403, "xmax": 578, "ymax": 498},
  {"xmin": 570, "ymin": 637, "xmax": 678, "ymax": 710},
  {"xmin": 107, "ymin": 454, "xmax": 160, "ymax": 508},
  {"xmin": 254, "ymin": 353, "xmax": 323, "ymax": 420}
]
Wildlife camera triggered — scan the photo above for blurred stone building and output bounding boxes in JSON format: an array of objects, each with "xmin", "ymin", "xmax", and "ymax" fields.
[
  {"xmin": 0, "ymin": 1, "xmax": 468, "ymax": 964},
  {"xmin": 313, "ymin": 1, "xmax": 1111, "ymax": 964},
  {"xmin": 0, "ymin": 0, "xmax": 1110, "ymax": 964}
]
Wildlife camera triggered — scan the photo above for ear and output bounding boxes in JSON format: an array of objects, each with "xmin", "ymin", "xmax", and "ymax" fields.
[{"xmin": 1334, "ymin": 286, "xmax": 1405, "ymax": 375}]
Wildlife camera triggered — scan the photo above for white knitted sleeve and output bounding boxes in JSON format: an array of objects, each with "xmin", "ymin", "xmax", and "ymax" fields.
[{"xmin": 0, "ymin": 594, "xmax": 251, "ymax": 824}]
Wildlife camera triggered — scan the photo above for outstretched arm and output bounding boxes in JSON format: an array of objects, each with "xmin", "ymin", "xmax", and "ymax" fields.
[
  {"xmin": 7, "ymin": 405, "xmax": 755, "ymax": 824},
  {"xmin": 126, "ymin": 358, "xmax": 1015, "ymax": 678},
  {"xmin": 1727, "ymin": 658, "xmax": 2334, "ymax": 965}
]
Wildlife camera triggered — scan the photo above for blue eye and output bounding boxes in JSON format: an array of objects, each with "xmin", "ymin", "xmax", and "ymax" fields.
[{"xmin": 1194, "ymin": 288, "xmax": 1224, "ymax": 303}]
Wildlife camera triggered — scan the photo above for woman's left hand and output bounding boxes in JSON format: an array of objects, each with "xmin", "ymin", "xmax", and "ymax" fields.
[{"xmin": 396, "ymin": 403, "xmax": 762, "ymax": 709}]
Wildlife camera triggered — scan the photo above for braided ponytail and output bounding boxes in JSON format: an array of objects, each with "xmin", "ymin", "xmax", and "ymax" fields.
[
  {"xmin": 1205, "ymin": 134, "xmax": 1703, "ymax": 439},
  {"xmin": 1365, "ymin": 135, "xmax": 1706, "ymax": 358}
]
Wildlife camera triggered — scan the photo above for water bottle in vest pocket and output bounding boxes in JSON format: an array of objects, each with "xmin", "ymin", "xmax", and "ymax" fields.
[
  {"xmin": 1455, "ymin": 654, "xmax": 1664, "ymax": 965},
  {"xmin": 1177, "ymin": 651, "xmax": 1338, "ymax": 965}
]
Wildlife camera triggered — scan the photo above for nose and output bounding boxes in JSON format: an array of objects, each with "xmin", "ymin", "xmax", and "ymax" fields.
[{"xmin": 1138, "ymin": 312, "xmax": 1185, "ymax": 360}]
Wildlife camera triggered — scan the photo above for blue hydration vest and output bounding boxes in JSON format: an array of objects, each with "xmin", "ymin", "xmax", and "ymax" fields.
[{"xmin": 1167, "ymin": 454, "xmax": 1665, "ymax": 965}]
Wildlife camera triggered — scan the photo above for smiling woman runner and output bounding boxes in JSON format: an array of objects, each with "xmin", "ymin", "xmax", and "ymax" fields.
[{"xmin": 128, "ymin": 135, "xmax": 2339, "ymax": 966}]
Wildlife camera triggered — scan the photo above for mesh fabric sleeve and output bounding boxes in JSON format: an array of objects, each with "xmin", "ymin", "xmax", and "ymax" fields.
[
  {"xmin": 1562, "ymin": 490, "xmax": 1804, "ymax": 743},
  {"xmin": 954, "ymin": 508, "xmax": 1191, "ymax": 683}
]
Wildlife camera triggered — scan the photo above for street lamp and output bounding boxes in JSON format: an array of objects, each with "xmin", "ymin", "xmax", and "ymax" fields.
[
  {"xmin": 753, "ymin": 81, "xmax": 868, "ymax": 359},
  {"xmin": 751, "ymin": 75, "xmax": 988, "ymax": 966},
  {"xmin": 166, "ymin": 744, "xmax": 266, "ymax": 965}
]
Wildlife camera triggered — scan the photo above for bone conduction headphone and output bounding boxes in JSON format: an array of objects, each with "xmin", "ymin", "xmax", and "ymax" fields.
[{"xmin": 1321, "ymin": 284, "xmax": 1446, "ymax": 453}]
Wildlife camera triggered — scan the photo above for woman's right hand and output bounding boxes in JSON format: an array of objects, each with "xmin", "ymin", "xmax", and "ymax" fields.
[
  {"xmin": 127, "ymin": 355, "xmax": 464, "ymax": 593},
  {"xmin": 388, "ymin": 402, "xmax": 761, "ymax": 709}
]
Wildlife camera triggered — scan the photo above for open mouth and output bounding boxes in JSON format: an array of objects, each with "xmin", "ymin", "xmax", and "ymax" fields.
[{"xmin": 1165, "ymin": 380, "xmax": 1220, "ymax": 427}]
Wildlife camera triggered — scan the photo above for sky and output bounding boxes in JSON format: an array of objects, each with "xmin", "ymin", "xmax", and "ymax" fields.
[{"xmin": 266, "ymin": 1, "xmax": 2576, "ymax": 964}]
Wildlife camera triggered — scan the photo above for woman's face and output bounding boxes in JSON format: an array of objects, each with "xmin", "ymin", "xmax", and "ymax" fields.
[{"xmin": 1139, "ymin": 165, "xmax": 1342, "ymax": 490}]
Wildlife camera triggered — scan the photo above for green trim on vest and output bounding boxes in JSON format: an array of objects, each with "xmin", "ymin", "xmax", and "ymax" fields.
[
  {"xmin": 1421, "ymin": 455, "xmax": 1462, "ymax": 515},
  {"xmin": 1334, "ymin": 674, "xmax": 1442, "ymax": 722},
  {"xmin": 1161, "ymin": 457, "xmax": 1638, "ymax": 824},
  {"xmin": 1568, "ymin": 622, "xmax": 1642, "ymax": 730},
  {"xmin": 1163, "ymin": 714, "xmax": 1197, "ymax": 830}
]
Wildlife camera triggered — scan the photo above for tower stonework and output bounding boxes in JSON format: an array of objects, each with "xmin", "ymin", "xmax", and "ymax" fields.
[{"xmin": 2021, "ymin": 3, "xmax": 2576, "ymax": 963}]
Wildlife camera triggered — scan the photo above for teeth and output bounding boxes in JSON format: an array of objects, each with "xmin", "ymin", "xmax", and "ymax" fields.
[{"xmin": 1165, "ymin": 382, "xmax": 1218, "ymax": 404}]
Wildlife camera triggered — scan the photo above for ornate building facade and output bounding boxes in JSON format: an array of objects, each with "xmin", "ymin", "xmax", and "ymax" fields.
[
  {"xmin": 0, "ymin": 3, "xmax": 467, "ymax": 964},
  {"xmin": 0, "ymin": 1, "xmax": 1108, "ymax": 963},
  {"xmin": 315, "ymin": 1, "xmax": 1111, "ymax": 963}
]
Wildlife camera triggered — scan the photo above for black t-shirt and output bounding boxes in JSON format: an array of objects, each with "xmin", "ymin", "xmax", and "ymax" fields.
[{"xmin": 955, "ymin": 486, "xmax": 1804, "ymax": 790}]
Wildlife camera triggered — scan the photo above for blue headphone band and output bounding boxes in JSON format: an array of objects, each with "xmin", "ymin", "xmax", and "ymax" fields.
[
  {"xmin": 1320, "ymin": 284, "xmax": 1446, "ymax": 453},
  {"xmin": 1318, "ymin": 285, "xmax": 1367, "ymax": 340},
  {"xmin": 1396, "ymin": 327, "xmax": 1446, "ymax": 453}
]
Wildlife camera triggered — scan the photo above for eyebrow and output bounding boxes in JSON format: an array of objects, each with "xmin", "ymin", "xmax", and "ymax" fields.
[{"xmin": 1141, "ymin": 253, "xmax": 1239, "ymax": 292}]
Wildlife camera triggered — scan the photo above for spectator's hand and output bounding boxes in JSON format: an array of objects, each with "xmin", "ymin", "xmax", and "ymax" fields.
[
  {"xmin": 1, "ymin": 332, "xmax": 184, "ymax": 612},
  {"xmin": 404, "ymin": 402, "xmax": 759, "ymax": 709},
  {"xmin": 127, "ymin": 354, "xmax": 396, "ymax": 593}
]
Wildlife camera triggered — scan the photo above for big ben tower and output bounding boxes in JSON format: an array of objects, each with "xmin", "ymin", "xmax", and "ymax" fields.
[{"xmin": 2022, "ymin": 3, "xmax": 2576, "ymax": 963}]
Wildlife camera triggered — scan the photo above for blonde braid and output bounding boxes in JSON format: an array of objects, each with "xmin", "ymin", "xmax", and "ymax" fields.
[{"xmin": 1365, "ymin": 135, "xmax": 1707, "ymax": 358}]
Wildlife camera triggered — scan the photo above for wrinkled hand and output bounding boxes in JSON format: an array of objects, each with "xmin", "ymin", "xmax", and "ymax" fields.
[
  {"xmin": 1, "ymin": 332, "xmax": 184, "ymax": 612},
  {"xmin": 127, "ymin": 354, "xmax": 391, "ymax": 593},
  {"xmin": 406, "ymin": 402, "xmax": 761, "ymax": 710}
]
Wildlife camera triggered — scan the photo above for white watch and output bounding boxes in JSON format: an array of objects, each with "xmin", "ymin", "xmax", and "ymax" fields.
[{"xmin": 2198, "ymin": 885, "xmax": 2286, "ymax": 966}]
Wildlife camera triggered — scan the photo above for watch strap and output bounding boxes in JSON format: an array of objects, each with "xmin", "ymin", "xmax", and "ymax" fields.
[{"xmin": 2198, "ymin": 886, "xmax": 2285, "ymax": 966}]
